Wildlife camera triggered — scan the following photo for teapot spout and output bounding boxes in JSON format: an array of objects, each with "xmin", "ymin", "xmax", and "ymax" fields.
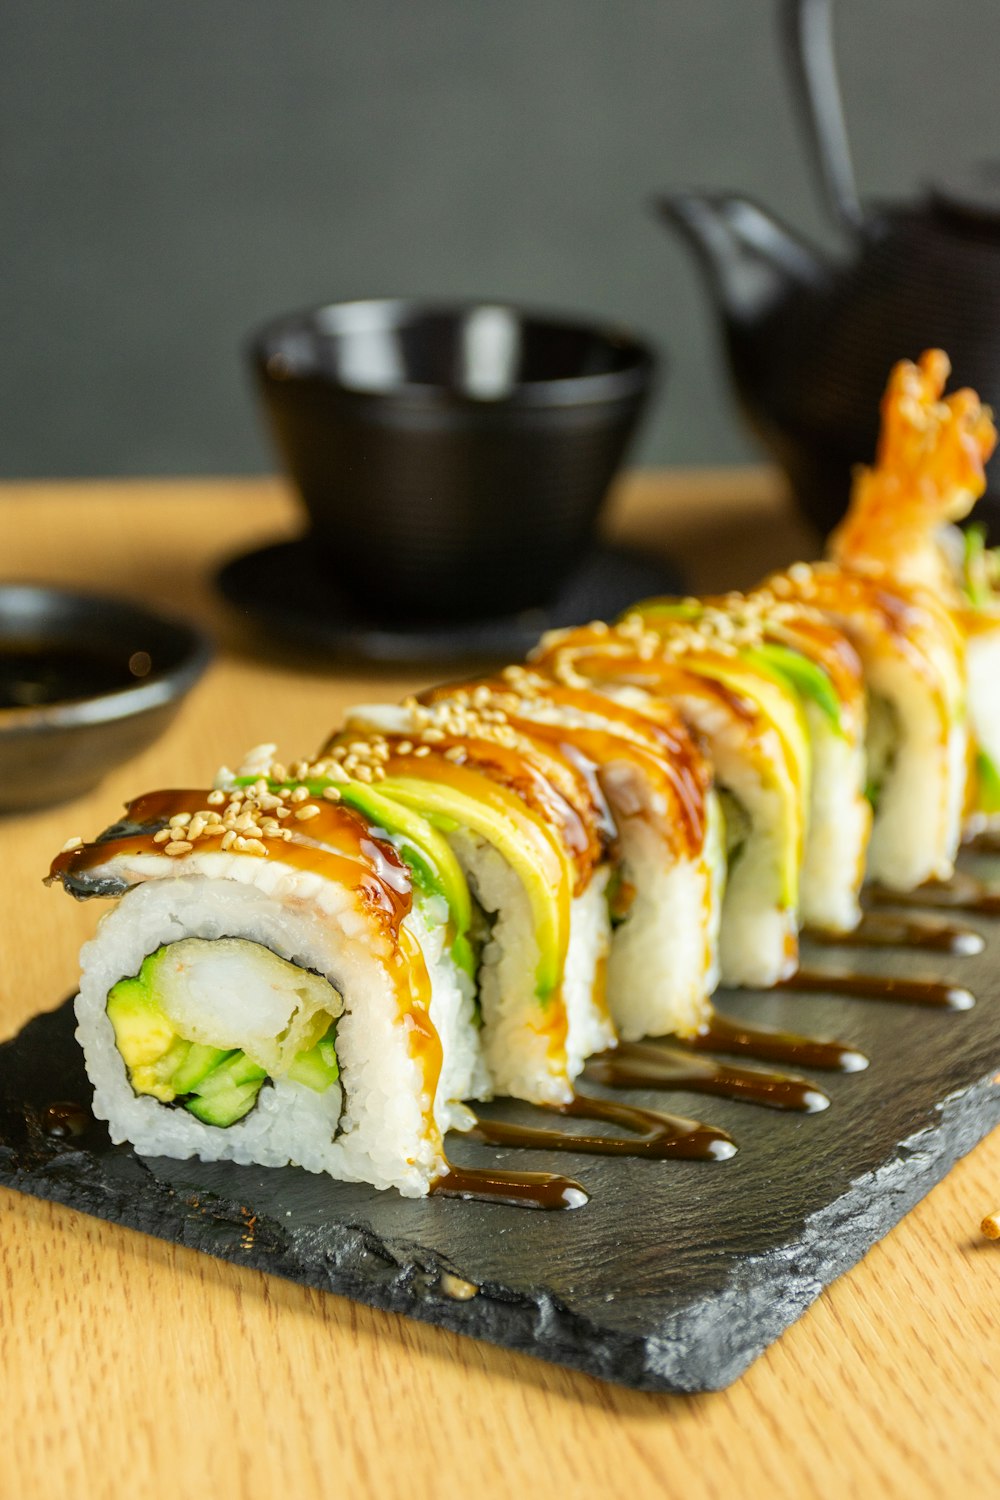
[{"xmin": 657, "ymin": 193, "xmax": 828, "ymax": 324}]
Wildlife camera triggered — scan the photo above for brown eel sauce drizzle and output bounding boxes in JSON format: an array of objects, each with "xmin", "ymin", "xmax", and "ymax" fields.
[
  {"xmin": 687, "ymin": 1012, "xmax": 868, "ymax": 1073},
  {"xmin": 585, "ymin": 1041, "xmax": 830, "ymax": 1113},
  {"xmin": 867, "ymin": 872, "xmax": 1000, "ymax": 918},
  {"xmin": 777, "ymin": 969, "xmax": 974, "ymax": 1010},
  {"xmin": 468, "ymin": 1091, "xmax": 736, "ymax": 1162},
  {"xmin": 807, "ymin": 911, "xmax": 984, "ymax": 956},
  {"xmin": 431, "ymin": 1164, "xmax": 589, "ymax": 1210}
]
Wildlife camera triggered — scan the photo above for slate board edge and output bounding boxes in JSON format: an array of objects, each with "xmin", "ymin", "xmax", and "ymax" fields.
[{"xmin": 2, "ymin": 1066, "xmax": 998, "ymax": 1396}]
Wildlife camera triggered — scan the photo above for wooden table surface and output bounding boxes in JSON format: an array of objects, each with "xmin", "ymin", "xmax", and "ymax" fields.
[{"xmin": 1, "ymin": 472, "xmax": 998, "ymax": 1500}]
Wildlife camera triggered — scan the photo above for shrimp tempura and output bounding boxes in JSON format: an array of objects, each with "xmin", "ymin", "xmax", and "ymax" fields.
[{"xmin": 828, "ymin": 349, "xmax": 996, "ymax": 596}]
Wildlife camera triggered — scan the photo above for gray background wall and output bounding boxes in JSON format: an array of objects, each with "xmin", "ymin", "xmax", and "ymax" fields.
[{"xmin": 3, "ymin": 0, "xmax": 999, "ymax": 478}]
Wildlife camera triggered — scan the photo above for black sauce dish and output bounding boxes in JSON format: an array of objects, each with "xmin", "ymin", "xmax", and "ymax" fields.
[
  {"xmin": 249, "ymin": 299, "xmax": 657, "ymax": 621},
  {"xmin": 0, "ymin": 585, "xmax": 212, "ymax": 813}
]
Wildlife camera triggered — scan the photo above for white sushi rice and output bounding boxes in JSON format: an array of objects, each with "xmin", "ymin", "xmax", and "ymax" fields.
[
  {"xmin": 799, "ymin": 699, "xmax": 871, "ymax": 933},
  {"xmin": 409, "ymin": 892, "xmax": 490, "ymax": 1126},
  {"xmin": 621, "ymin": 686, "xmax": 799, "ymax": 990},
  {"xmin": 74, "ymin": 855, "xmax": 458, "ymax": 1197},
  {"xmin": 563, "ymin": 868, "xmax": 616, "ymax": 1074},
  {"xmin": 967, "ymin": 622, "xmax": 1000, "ymax": 833},
  {"xmin": 448, "ymin": 831, "xmax": 610, "ymax": 1104},
  {"xmin": 863, "ymin": 660, "xmax": 966, "ymax": 889},
  {"xmin": 605, "ymin": 808, "xmax": 721, "ymax": 1041}
]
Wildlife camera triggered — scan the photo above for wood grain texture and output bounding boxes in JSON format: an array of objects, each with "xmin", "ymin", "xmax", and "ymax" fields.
[{"xmin": 0, "ymin": 473, "xmax": 997, "ymax": 1500}]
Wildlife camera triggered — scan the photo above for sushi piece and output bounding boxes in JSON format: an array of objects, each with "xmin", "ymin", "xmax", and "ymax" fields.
[
  {"xmin": 769, "ymin": 351, "xmax": 994, "ymax": 889},
  {"xmin": 421, "ymin": 669, "xmax": 725, "ymax": 1042},
  {"xmin": 327, "ymin": 695, "xmax": 615, "ymax": 1104},
  {"xmin": 48, "ymin": 769, "xmax": 484, "ymax": 1198},
  {"xmin": 629, "ymin": 592, "xmax": 871, "ymax": 935},
  {"xmin": 532, "ymin": 618, "xmax": 810, "ymax": 988},
  {"xmin": 959, "ymin": 528, "xmax": 1000, "ymax": 836}
]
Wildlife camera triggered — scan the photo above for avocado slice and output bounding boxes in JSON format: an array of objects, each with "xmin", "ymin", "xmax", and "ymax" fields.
[
  {"xmin": 236, "ymin": 776, "xmax": 476, "ymax": 978},
  {"xmin": 675, "ymin": 654, "xmax": 810, "ymax": 907},
  {"xmin": 377, "ymin": 771, "xmax": 570, "ymax": 1000},
  {"xmin": 976, "ymin": 748, "xmax": 1000, "ymax": 815},
  {"xmin": 106, "ymin": 974, "xmax": 188, "ymax": 1102},
  {"xmin": 743, "ymin": 643, "xmax": 843, "ymax": 735}
]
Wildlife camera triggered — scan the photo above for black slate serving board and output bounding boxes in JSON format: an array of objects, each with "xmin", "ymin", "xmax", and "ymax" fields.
[{"xmin": 2, "ymin": 862, "xmax": 1000, "ymax": 1394}]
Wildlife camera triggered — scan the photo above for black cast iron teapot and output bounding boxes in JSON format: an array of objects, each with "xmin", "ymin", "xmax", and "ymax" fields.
[{"xmin": 659, "ymin": 0, "xmax": 1000, "ymax": 537}]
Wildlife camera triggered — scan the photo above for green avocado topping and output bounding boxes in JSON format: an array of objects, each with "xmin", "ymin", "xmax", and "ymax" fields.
[
  {"xmin": 742, "ymin": 643, "xmax": 843, "ymax": 736},
  {"xmin": 976, "ymin": 748, "xmax": 1000, "ymax": 815},
  {"xmin": 962, "ymin": 524, "xmax": 999, "ymax": 608},
  {"xmin": 235, "ymin": 776, "xmax": 476, "ymax": 978}
]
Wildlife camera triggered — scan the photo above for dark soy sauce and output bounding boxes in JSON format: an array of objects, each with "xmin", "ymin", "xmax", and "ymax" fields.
[
  {"xmin": 469, "ymin": 1091, "xmax": 737, "ymax": 1162},
  {"xmin": 0, "ymin": 643, "xmax": 145, "ymax": 709},
  {"xmin": 867, "ymin": 874, "xmax": 1000, "ymax": 918},
  {"xmin": 586, "ymin": 1041, "xmax": 830, "ymax": 1113},
  {"xmin": 431, "ymin": 1164, "xmax": 589, "ymax": 1210},
  {"xmin": 777, "ymin": 969, "xmax": 974, "ymax": 1010},
  {"xmin": 686, "ymin": 1012, "xmax": 868, "ymax": 1073},
  {"xmin": 41, "ymin": 1101, "xmax": 91, "ymax": 1138},
  {"xmin": 807, "ymin": 911, "xmax": 984, "ymax": 956}
]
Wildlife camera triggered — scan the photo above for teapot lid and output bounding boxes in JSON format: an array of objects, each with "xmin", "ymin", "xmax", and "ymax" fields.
[{"xmin": 930, "ymin": 164, "xmax": 1000, "ymax": 232}]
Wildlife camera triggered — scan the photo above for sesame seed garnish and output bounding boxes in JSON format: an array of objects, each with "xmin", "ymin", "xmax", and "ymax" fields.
[
  {"xmin": 294, "ymin": 804, "xmax": 321, "ymax": 821},
  {"xmin": 322, "ymin": 786, "xmax": 342, "ymax": 801},
  {"xmin": 206, "ymin": 789, "xmax": 225, "ymax": 805},
  {"xmin": 164, "ymin": 840, "xmax": 193, "ymax": 856},
  {"xmin": 153, "ymin": 829, "xmax": 172, "ymax": 844},
  {"xmin": 60, "ymin": 835, "xmax": 84, "ymax": 853}
]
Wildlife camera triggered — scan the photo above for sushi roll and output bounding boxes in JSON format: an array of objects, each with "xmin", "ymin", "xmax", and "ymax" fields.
[
  {"xmin": 328, "ymin": 694, "xmax": 615, "ymax": 1104},
  {"xmin": 48, "ymin": 767, "xmax": 485, "ymax": 1198},
  {"xmin": 532, "ymin": 618, "xmax": 810, "ymax": 988},
  {"xmin": 959, "ymin": 529, "xmax": 1000, "ymax": 835},
  {"xmin": 422, "ymin": 669, "xmax": 725, "ymax": 1042},
  {"xmin": 769, "ymin": 351, "xmax": 994, "ymax": 889},
  {"xmin": 628, "ymin": 592, "xmax": 871, "ymax": 935}
]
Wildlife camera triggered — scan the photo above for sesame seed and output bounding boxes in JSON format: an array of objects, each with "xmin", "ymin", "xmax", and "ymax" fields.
[
  {"xmin": 289, "ymin": 785, "xmax": 309, "ymax": 804},
  {"xmin": 243, "ymin": 838, "xmax": 267, "ymax": 857},
  {"xmin": 322, "ymin": 786, "xmax": 341, "ymax": 801},
  {"xmin": 207, "ymin": 789, "xmax": 225, "ymax": 806},
  {"xmin": 168, "ymin": 812, "xmax": 191, "ymax": 828},
  {"xmin": 164, "ymin": 840, "xmax": 193, "ymax": 856},
  {"xmin": 60, "ymin": 835, "xmax": 84, "ymax": 853},
  {"xmin": 221, "ymin": 830, "xmax": 236, "ymax": 851},
  {"xmin": 413, "ymin": 745, "xmax": 431, "ymax": 758},
  {"xmin": 153, "ymin": 828, "xmax": 172, "ymax": 844},
  {"xmin": 294, "ymin": 804, "xmax": 321, "ymax": 821}
]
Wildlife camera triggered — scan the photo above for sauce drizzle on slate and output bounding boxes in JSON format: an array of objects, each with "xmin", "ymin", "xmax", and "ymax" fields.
[
  {"xmin": 777, "ymin": 969, "xmax": 974, "ymax": 1010},
  {"xmin": 469, "ymin": 1091, "xmax": 736, "ymax": 1162},
  {"xmin": 586, "ymin": 1041, "xmax": 830, "ymax": 1113},
  {"xmin": 807, "ymin": 911, "xmax": 984, "ymax": 956}
]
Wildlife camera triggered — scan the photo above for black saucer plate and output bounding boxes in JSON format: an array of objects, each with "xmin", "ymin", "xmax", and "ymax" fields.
[{"xmin": 215, "ymin": 537, "xmax": 684, "ymax": 666}]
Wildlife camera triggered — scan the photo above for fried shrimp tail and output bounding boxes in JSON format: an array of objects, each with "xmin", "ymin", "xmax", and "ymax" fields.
[{"xmin": 828, "ymin": 349, "xmax": 997, "ymax": 595}]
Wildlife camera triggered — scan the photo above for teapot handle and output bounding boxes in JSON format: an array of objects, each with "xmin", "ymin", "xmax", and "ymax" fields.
[{"xmin": 782, "ymin": 0, "xmax": 864, "ymax": 234}]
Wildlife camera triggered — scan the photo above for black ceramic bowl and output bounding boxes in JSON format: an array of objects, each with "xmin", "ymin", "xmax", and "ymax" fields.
[
  {"xmin": 250, "ymin": 299, "xmax": 656, "ymax": 620},
  {"xmin": 0, "ymin": 586, "xmax": 212, "ymax": 813}
]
